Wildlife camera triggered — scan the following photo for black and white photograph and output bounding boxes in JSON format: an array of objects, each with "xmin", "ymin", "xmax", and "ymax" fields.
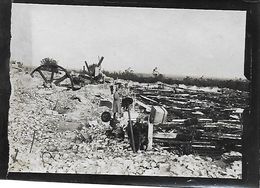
[{"xmin": 8, "ymin": 3, "xmax": 249, "ymax": 179}]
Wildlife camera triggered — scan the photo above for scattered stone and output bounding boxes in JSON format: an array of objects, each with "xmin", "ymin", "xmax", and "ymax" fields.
[{"xmin": 8, "ymin": 69, "xmax": 242, "ymax": 179}]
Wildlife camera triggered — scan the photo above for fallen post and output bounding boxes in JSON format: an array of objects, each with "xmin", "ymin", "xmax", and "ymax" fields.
[
  {"xmin": 29, "ymin": 130, "xmax": 36, "ymax": 153},
  {"xmin": 147, "ymin": 121, "xmax": 153, "ymax": 150}
]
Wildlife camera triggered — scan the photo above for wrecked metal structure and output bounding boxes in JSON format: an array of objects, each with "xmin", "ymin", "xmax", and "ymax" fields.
[
  {"xmin": 76, "ymin": 56, "xmax": 107, "ymax": 85},
  {"xmin": 30, "ymin": 63, "xmax": 78, "ymax": 90},
  {"xmin": 30, "ymin": 56, "xmax": 109, "ymax": 90}
]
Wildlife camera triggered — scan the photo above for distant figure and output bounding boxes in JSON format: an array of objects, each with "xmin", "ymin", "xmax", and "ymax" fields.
[
  {"xmin": 113, "ymin": 86, "xmax": 122, "ymax": 119},
  {"xmin": 153, "ymin": 67, "xmax": 159, "ymax": 77},
  {"xmin": 110, "ymin": 84, "xmax": 114, "ymax": 95}
]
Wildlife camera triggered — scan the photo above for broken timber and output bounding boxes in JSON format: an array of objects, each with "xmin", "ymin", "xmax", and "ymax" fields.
[{"xmin": 135, "ymin": 99, "xmax": 151, "ymax": 112}]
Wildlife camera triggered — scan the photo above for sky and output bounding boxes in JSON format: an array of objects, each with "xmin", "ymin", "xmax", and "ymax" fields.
[{"xmin": 11, "ymin": 4, "xmax": 246, "ymax": 79}]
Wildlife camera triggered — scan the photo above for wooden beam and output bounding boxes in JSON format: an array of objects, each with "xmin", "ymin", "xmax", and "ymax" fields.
[
  {"xmin": 147, "ymin": 122, "xmax": 153, "ymax": 150},
  {"xmin": 135, "ymin": 99, "xmax": 151, "ymax": 112},
  {"xmin": 140, "ymin": 95, "xmax": 158, "ymax": 104}
]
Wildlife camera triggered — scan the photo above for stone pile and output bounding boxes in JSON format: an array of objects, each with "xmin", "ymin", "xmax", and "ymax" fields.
[{"xmin": 8, "ymin": 69, "xmax": 242, "ymax": 179}]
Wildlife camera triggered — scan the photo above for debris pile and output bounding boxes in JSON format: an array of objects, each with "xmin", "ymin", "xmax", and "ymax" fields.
[
  {"xmin": 8, "ymin": 67, "xmax": 243, "ymax": 179},
  {"xmin": 132, "ymin": 82, "xmax": 248, "ymax": 155}
]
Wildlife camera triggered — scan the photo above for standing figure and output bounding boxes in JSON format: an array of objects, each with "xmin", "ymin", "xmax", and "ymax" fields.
[
  {"xmin": 113, "ymin": 86, "xmax": 122, "ymax": 119},
  {"xmin": 109, "ymin": 84, "xmax": 114, "ymax": 95}
]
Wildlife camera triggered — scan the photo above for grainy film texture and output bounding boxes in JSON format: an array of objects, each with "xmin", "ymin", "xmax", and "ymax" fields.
[{"xmin": 8, "ymin": 4, "xmax": 248, "ymax": 179}]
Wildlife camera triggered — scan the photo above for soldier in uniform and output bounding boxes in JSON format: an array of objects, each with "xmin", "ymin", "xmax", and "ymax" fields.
[{"xmin": 112, "ymin": 85, "xmax": 122, "ymax": 120}]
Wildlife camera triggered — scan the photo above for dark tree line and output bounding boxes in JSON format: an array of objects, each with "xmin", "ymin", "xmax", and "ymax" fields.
[{"xmin": 103, "ymin": 70, "xmax": 249, "ymax": 92}]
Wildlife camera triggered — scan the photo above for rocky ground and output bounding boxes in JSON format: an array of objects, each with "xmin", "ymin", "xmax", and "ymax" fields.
[{"xmin": 8, "ymin": 68, "xmax": 241, "ymax": 179}]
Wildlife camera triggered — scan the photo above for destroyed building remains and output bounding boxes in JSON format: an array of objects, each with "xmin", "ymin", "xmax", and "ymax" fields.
[{"xmin": 7, "ymin": 62, "xmax": 248, "ymax": 179}]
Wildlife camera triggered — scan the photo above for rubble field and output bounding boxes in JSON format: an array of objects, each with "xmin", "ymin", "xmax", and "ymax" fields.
[{"xmin": 8, "ymin": 68, "xmax": 243, "ymax": 179}]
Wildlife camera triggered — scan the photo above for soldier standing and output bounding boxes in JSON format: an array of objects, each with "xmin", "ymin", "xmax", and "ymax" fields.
[{"xmin": 112, "ymin": 86, "xmax": 122, "ymax": 119}]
